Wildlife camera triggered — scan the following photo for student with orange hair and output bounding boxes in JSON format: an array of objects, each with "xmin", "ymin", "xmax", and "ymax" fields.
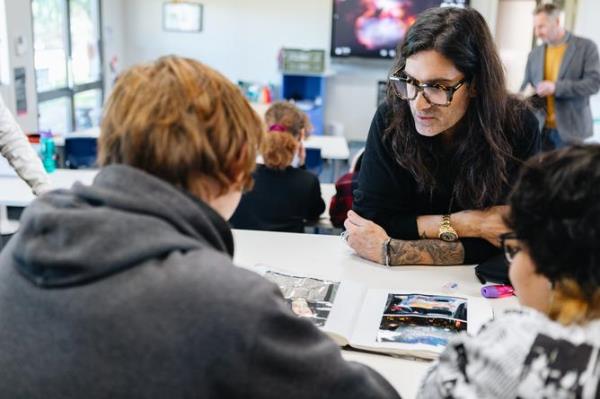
[
  {"xmin": 0, "ymin": 56, "xmax": 397, "ymax": 399},
  {"xmin": 230, "ymin": 101, "xmax": 325, "ymax": 233}
]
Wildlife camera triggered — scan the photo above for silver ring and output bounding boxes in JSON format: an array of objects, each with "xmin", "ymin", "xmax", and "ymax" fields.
[{"xmin": 340, "ymin": 231, "xmax": 349, "ymax": 242}]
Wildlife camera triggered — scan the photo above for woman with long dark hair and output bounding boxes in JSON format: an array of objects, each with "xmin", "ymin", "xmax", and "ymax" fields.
[{"xmin": 345, "ymin": 6, "xmax": 541, "ymax": 266}]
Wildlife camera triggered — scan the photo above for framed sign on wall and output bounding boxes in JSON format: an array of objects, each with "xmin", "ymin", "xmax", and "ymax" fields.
[{"xmin": 163, "ymin": 2, "xmax": 203, "ymax": 33}]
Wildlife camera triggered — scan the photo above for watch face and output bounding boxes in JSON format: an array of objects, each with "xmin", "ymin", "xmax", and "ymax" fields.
[{"xmin": 440, "ymin": 232, "xmax": 458, "ymax": 242}]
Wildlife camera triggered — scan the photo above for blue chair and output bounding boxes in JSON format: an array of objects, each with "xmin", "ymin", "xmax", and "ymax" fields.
[
  {"xmin": 65, "ymin": 137, "xmax": 97, "ymax": 169},
  {"xmin": 305, "ymin": 147, "xmax": 323, "ymax": 176}
]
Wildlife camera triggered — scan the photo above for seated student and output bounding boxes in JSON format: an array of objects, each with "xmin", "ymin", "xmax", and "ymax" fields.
[
  {"xmin": 329, "ymin": 149, "xmax": 364, "ymax": 228},
  {"xmin": 230, "ymin": 101, "xmax": 325, "ymax": 233},
  {"xmin": 0, "ymin": 56, "xmax": 398, "ymax": 399},
  {"xmin": 418, "ymin": 145, "xmax": 600, "ymax": 398}
]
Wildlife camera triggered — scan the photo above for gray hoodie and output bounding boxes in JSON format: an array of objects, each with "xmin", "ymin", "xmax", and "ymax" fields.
[{"xmin": 0, "ymin": 164, "xmax": 399, "ymax": 399}]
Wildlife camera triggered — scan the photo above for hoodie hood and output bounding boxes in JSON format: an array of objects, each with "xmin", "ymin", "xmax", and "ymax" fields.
[{"xmin": 11, "ymin": 164, "xmax": 234, "ymax": 288}]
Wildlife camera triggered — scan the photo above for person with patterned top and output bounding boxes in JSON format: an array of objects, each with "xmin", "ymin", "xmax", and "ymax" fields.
[{"xmin": 418, "ymin": 145, "xmax": 600, "ymax": 398}]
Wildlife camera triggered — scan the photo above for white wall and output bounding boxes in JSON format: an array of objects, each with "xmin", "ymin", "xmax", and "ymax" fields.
[
  {"xmin": 495, "ymin": 0, "xmax": 536, "ymax": 93},
  {"xmin": 122, "ymin": 0, "xmax": 331, "ymax": 82},
  {"xmin": 120, "ymin": 0, "xmax": 500, "ymax": 141},
  {"xmin": 0, "ymin": 0, "xmax": 38, "ymax": 132},
  {"xmin": 575, "ymin": 0, "xmax": 600, "ymax": 139},
  {"xmin": 102, "ymin": 0, "xmax": 126, "ymax": 95},
  {"xmin": 0, "ymin": 0, "xmax": 9, "ymax": 86},
  {"xmin": 0, "ymin": 0, "xmax": 525, "ymax": 140}
]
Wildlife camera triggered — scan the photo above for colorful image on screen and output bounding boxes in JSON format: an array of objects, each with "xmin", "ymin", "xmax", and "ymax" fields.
[{"xmin": 331, "ymin": 0, "xmax": 469, "ymax": 59}]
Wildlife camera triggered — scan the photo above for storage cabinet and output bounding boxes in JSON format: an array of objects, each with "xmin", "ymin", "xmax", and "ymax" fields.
[{"xmin": 281, "ymin": 73, "xmax": 328, "ymax": 135}]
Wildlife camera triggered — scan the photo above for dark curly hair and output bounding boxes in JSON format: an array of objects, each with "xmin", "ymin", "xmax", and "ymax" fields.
[
  {"xmin": 386, "ymin": 7, "xmax": 532, "ymax": 209},
  {"xmin": 507, "ymin": 145, "xmax": 600, "ymax": 305}
]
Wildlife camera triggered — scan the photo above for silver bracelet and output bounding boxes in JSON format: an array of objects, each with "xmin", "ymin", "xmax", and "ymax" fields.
[{"xmin": 383, "ymin": 237, "xmax": 392, "ymax": 267}]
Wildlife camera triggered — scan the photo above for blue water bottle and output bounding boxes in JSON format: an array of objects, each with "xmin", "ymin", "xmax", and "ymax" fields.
[{"xmin": 40, "ymin": 130, "xmax": 56, "ymax": 173}]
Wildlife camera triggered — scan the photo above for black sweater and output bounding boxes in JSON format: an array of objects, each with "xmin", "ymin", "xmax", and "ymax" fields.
[
  {"xmin": 354, "ymin": 103, "xmax": 541, "ymax": 264},
  {"xmin": 230, "ymin": 164, "xmax": 325, "ymax": 233}
]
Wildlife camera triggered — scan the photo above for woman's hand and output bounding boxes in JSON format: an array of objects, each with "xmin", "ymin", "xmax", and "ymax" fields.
[
  {"xmin": 343, "ymin": 210, "xmax": 389, "ymax": 264},
  {"xmin": 464, "ymin": 205, "xmax": 510, "ymax": 247},
  {"xmin": 479, "ymin": 205, "xmax": 510, "ymax": 246}
]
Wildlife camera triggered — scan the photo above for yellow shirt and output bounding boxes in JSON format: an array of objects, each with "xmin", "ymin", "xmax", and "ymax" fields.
[{"xmin": 544, "ymin": 43, "xmax": 567, "ymax": 128}]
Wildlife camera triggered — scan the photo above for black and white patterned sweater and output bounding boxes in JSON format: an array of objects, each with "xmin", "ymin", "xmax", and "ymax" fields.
[{"xmin": 418, "ymin": 308, "xmax": 600, "ymax": 398}]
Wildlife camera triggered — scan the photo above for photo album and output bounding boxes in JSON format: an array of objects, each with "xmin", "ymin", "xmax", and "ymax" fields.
[{"xmin": 253, "ymin": 266, "xmax": 494, "ymax": 360}]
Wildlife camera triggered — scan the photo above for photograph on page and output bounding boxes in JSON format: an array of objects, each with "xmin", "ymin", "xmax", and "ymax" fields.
[
  {"xmin": 376, "ymin": 294, "xmax": 467, "ymax": 347},
  {"xmin": 263, "ymin": 270, "xmax": 340, "ymax": 327}
]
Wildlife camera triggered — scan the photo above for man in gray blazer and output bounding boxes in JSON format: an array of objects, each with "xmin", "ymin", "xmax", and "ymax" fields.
[{"xmin": 521, "ymin": 3, "xmax": 600, "ymax": 149}]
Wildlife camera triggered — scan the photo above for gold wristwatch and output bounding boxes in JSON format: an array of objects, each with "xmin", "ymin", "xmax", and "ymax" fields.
[{"xmin": 438, "ymin": 214, "xmax": 458, "ymax": 242}]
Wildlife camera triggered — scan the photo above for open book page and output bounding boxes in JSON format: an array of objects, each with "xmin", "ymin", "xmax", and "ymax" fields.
[
  {"xmin": 350, "ymin": 290, "xmax": 493, "ymax": 359},
  {"xmin": 250, "ymin": 267, "xmax": 493, "ymax": 358},
  {"xmin": 252, "ymin": 266, "xmax": 367, "ymax": 346}
]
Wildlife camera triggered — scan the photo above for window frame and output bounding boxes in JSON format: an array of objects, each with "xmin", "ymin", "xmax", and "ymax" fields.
[{"xmin": 32, "ymin": 0, "xmax": 104, "ymax": 133}]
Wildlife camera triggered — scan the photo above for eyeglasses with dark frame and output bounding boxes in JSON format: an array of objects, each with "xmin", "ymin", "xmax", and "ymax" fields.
[
  {"xmin": 500, "ymin": 232, "xmax": 522, "ymax": 264},
  {"xmin": 389, "ymin": 72, "xmax": 467, "ymax": 107}
]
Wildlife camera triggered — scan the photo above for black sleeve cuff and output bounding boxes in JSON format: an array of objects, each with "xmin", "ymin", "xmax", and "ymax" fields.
[
  {"xmin": 461, "ymin": 237, "xmax": 501, "ymax": 264},
  {"xmin": 386, "ymin": 214, "xmax": 420, "ymax": 240}
]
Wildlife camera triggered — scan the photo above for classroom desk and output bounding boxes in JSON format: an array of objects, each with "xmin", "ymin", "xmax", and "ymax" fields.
[
  {"xmin": 51, "ymin": 127, "xmax": 352, "ymax": 160},
  {"xmin": 232, "ymin": 229, "xmax": 519, "ymax": 399},
  {"xmin": 52, "ymin": 127, "xmax": 100, "ymax": 147},
  {"xmin": 0, "ymin": 169, "xmax": 98, "ymax": 207},
  {"xmin": 305, "ymin": 135, "xmax": 350, "ymax": 181},
  {"xmin": 304, "ymin": 135, "xmax": 350, "ymax": 161}
]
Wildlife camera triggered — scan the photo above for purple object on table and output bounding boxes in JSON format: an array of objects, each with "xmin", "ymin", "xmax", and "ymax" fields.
[{"xmin": 481, "ymin": 284, "xmax": 514, "ymax": 298}]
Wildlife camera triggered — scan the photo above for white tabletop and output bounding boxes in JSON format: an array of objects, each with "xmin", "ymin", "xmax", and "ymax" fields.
[
  {"xmin": 51, "ymin": 127, "xmax": 100, "ymax": 147},
  {"xmin": 0, "ymin": 169, "xmax": 98, "ymax": 207},
  {"xmin": 232, "ymin": 229, "xmax": 518, "ymax": 399},
  {"xmin": 304, "ymin": 135, "xmax": 350, "ymax": 160},
  {"xmin": 50, "ymin": 126, "xmax": 351, "ymax": 161}
]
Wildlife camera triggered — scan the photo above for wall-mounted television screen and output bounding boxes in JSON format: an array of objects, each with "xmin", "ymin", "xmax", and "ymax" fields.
[{"xmin": 331, "ymin": 0, "xmax": 469, "ymax": 59}]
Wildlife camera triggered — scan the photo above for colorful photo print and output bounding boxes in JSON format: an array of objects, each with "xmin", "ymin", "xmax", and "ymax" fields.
[
  {"xmin": 264, "ymin": 271, "xmax": 339, "ymax": 327},
  {"xmin": 377, "ymin": 294, "xmax": 467, "ymax": 346}
]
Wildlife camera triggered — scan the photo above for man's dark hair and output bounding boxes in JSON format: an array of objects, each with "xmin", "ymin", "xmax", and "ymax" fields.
[
  {"xmin": 385, "ymin": 7, "xmax": 532, "ymax": 209},
  {"xmin": 534, "ymin": 3, "xmax": 561, "ymax": 18},
  {"xmin": 507, "ymin": 144, "xmax": 600, "ymax": 298}
]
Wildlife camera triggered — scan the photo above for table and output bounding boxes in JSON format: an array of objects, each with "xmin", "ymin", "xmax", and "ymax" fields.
[
  {"xmin": 250, "ymin": 103, "xmax": 350, "ymax": 160},
  {"xmin": 232, "ymin": 229, "xmax": 519, "ymax": 399},
  {"xmin": 0, "ymin": 169, "xmax": 98, "ymax": 237},
  {"xmin": 52, "ymin": 127, "xmax": 100, "ymax": 147},
  {"xmin": 304, "ymin": 135, "xmax": 350, "ymax": 160},
  {"xmin": 305, "ymin": 135, "xmax": 350, "ymax": 181},
  {"xmin": 0, "ymin": 169, "xmax": 98, "ymax": 207}
]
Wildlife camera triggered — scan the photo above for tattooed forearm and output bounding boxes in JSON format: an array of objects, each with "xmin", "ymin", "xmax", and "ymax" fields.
[{"xmin": 388, "ymin": 239, "xmax": 465, "ymax": 265}]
